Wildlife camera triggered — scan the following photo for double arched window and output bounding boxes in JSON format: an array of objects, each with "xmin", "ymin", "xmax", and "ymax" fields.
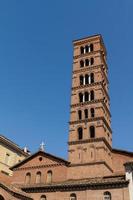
[
  {"xmin": 40, "ymin": 195, "xmax": 47, "ymax": 200},
  {"xmin": 46, "ymin": 170, "xmax": 52, "ymax": 183},
  {"xmin": 104, "ymin": 192, "xmax": 111, "ymax": 200},
  {"xmin": 78, "ymin": 108, "xmax": 95, "ymax": 120},
  {"xmin": 77, "ymin": 126, "xmax": 96, "ymax": 140},
  {"xmin": 25, "ymin": 172, "xmax": 31, "ymax": 184},
  {"xmin": 79, "ymin": 91, "xmax": 95, "ymax": 103},
  {"xmin": 80, "ymin": 58, "xmax": 94, "ymax": 68},
  {"xmin": 80, "ymin": 44, "xmax": 94, "ymax": 54},
  {"xmin": 36, "ymin": 171, "xmax": 41, "ymax": 184},
  {"xmin": 70, "ymin": 193, "xmax": 77, "ymax": 200},
  {"xmin": 79, "ymin": 73, "xmax": 94, "ymax": 86}
]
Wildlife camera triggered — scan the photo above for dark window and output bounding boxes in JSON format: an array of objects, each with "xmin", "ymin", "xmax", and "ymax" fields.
[
  {"xmin": 80, "ymin": 60, "xmax": 84, "ymax": 68},
  {"xmin": 79, "ymin": 93, "xmax": 83, "ymax": 103},
  {"xmin": 104, "ymin": 191, "xmax": 111, "ymax": 200},
  {"xmin": 40, "ymin": 195, "xmax": 47, "ymax": 200},
  {"xmin": 90, "ymin": 108, "xmax": 95, "ymax": 117},
  {"xmin": 80, "ymin": 75, "xmax": 84, "ymax": 85},
  {"xmin": 0, "ymin": 195, "xmax": 5, "ymax": 200},
  {"xmin": 85, "ymin": 45, "xmax": 89, "ymax": 53},
  {"xmin": 84, "ymin": 109, "xmax": 88, "ymax": 119},
  {"xmin": 90, "ymin": 90, "xmax": 94, "ymax": 101},
  {"xmin": 90, "ymin": 126, "xmax": 95, "ymax": 138},
  {"xmin": 91, "ymin": 57, "xmax": 94, "ymax": 65},
  {"xmin": 90, "ymin": 73, "xmax": 94, "ymax": 83},
  {"xmin": 85, "ymin": 74, "xmax": 89, "ymax": 85},
  {"xmin": 80, "ymin": 46, "xmax": 84, "ymax": 54},
  {"xmin": 90, "ymin": 43, "xmax": 94, "ymax": 52},
  {"xmin": 39, "ymin": 157, "xmax": 42, "ymax": 161},
  {"xmin": 70, "ymin": 193, "xmax": 77, "ymax": 200},
  {"xmin": 78, "ymin": 127, "xmax": 83, "ymax": 140},
  {"xmin": 78, "ymin": 110, "xmax": 82, "ymax": 120},
  {"xmin": 85, "ymin": 59, "xmax": 89, "ymax": 66},
  {"xmin": 85, "ymin": 92, "xmax": 89, "ymax": 102}
]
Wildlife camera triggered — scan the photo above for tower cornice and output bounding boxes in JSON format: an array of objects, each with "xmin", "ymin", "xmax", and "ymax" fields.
[
  {"xmin": 69, "ymin": 116, "xmax": 112, "ymax": 134},
  {"xmin": 70, "ymin": 99, "xmax": 111, "ymax": 118},
  {"xmin": 71, "ymin": 81, "xmax": 110, "ymax": 101},
  {"xmin": 68, "ymin": 137, "xmax": 112, "ymax": 152},
  {"xmin": 72, "ymin": 65, "xmax": 109, "ymax": 84}
]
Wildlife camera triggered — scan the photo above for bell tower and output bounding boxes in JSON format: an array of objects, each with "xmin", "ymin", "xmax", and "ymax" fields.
[{"xmin": 68, "ymin": 35, "xmax": 113, "ymax": 178}]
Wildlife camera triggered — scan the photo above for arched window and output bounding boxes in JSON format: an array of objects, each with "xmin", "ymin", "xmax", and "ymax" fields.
[
  {"xmin": 90, "ymin": 57, "xmax": 94, "ymax": 65},
  {"xmin": 90, "ymin": 108, "xmax": 95, "ymax": 118},
  {"xmin": 85, "ymin": 59, "xmax": 89, "ymax": 66},
  {"xmin": 90, "ymin": 90, "xmax": 94, "ymax": 101},
  {"xmin": 104, "ymin": 191, "xmax": 111, "ymax": 200},
  {"xmin": 36, "ymin": 171, "xmax": 41, "ymax": 184},
  {"xmin": 79, "ymin": 75, "xmax": 84, "ymax": 85},
  {"xmin": 90, "ymin": 126, "xmax": 95, "ymax": 138},
  {"xmin": 40, "ymin": 195, "xmax": 47, "ymax": 200},
  {"xmin": 25, "ymin": 172, "xmax": 31, "ymax": 184},
  {"xmin": 90, "ymin": 73, "xmax": 94, "ymax": 83},
  {"xmin": 46, "ymin": 170, "xmax": 52, "ymax": 183},
  {"xmin": 70, "ymin": 193, "xmax": 77, "ymax": 200},
  {"xmin": 85, "ymin": 45, "xmax": 89, "ymax": 53},
  {"xmin": 78, "ymin": 127, "xmax": 83, "ymax": 140},
  {"xmin": 80, "ymin": 60, "xmax": 84, "ymax": 68},
  {"xmin": 79, "ymin": 93, "xmax": 83, "ymax": 103},
  {"xmin": 85, "ymin": 92, "xmax": 89, "ymax": 102},
  {"xmin": 78, "ymin": 110, "xmax": 82, "ymax": 120},
  {"xmin": 80, "ymin": 46, "xmax": 84, "ymax": 54},
  {"xmin": 0, "ymin": 195, "xmax": 5, "ymax": 200},
  {"xmin": 84, "ymin": 109, "xmax": 88, "ymax": 119},
  {"xmin": 85, "ymin": 74, "xmax": 89, "ymax": 85},
  {"xmin": 90, "ymin": 43, "xmax": 94, "ymax": 52}
]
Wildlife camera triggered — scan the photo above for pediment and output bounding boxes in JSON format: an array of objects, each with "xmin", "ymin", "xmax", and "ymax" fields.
[{"xmin": 11, "ymin": 150, "xmax": 69, "ymax": 170}]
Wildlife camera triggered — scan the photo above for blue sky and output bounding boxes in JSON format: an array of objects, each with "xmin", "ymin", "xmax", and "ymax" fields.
[{"xmin": 0, "ymin": 0, "xmax": 132, "ymax": 159}]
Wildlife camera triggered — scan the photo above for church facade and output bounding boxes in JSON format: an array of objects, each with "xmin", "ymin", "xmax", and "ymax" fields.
[{"xmin": 0, "ymin": 34, "xmax": 133, "ymax": 200}]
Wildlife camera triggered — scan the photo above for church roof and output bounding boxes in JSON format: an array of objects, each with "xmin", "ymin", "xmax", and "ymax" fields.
[
  {"xmin": 112, "ymin": 148, "xmax": 133, "ymax": 156},
  {"xmin": 10, "ymin": 150, "xmax": 69, "ymax": 170},
  {"xmin": 0, "ymin": 135, "xmax": 29, "ymax": 157},
  {"xmin": 124, "ymin": 161, "xmax": 133, "ymax": 166},
  {"xmin": 0, "ymin": 182, "xmax": 32, "ymax": 199},
  {"xmin": 21, "ymin": 175, "xmax": 128, "ymax": 192}
]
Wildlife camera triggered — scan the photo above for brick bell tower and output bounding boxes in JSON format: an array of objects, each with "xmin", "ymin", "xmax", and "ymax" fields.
[{"xmin": 68, "ymin": 35, "xmax": 113, "ymax": 178}]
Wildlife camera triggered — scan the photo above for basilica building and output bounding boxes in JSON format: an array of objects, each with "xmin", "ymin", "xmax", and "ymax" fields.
[{"xmin": 0, "ymin": 34, "xmax": 133, "ymax": 200}]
